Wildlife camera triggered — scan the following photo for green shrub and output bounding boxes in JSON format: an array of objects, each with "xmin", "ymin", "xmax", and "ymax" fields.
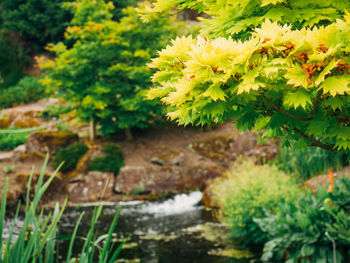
[
  {"xmin": 52, "ymin": 142, "xmax": 88, "ymax": 173},
  {"xmin": 255, "ymin": 177, "xmax": 350, "ymax": 262},
  {"xmin": 212, "ymin": 160, "xmax": 302, "ymax": 246},
  {"xmin": 276, "ymin": 145, "xmax": 348, "ymax": 180},
  {"xmin": 0, "ymin": 155, "xmax": 126, "ymax": 262},
  {"xmin": 0, "ymin": 129, "xmax": 30, "ymax": 151},
  {"xmin": 40, "ymin": 104, "xmax": 73, "ymax": 120},
  {"xmin": 88, "ymin": 143, "xmax": 124, "ymax": 176},
  {"xmin": 0, "ymin": 76, "xmax": 47, "ymax": 109}
]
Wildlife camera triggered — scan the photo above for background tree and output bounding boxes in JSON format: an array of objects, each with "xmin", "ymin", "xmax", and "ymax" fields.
[
  {"xmin": 40, "ymin": 0, "xmax": 179, "ymax": 139},
  {"xmin": 1, "ymin": 0, "xmax": 73, "ymax": 52},
  {"xmin": 148, "ymin": 4, "xmax": 350, "ymax": 151}
]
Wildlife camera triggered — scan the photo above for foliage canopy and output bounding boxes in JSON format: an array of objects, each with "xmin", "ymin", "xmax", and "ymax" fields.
[
  {"xmin": 148, "ymin": 13, "xmax": 350, "ymax": 151},
  {"xmin": 149, "ymin": 0, "xmax": 350, "ymax": 38}
]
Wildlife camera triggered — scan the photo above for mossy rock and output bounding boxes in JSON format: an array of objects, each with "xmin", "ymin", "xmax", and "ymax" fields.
[
  {"xmin": 25, "ymin": 131, "xmax": 79, "ymax": 155},
  {"xmin": 191, "ymin": 132, "xmax": 256, "ymax": 165}
]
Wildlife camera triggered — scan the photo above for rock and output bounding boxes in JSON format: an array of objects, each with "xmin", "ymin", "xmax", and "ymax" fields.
[
  {"xmin": 68, "ymin": 171, "xmax": 114, "ymax": 202},
  {"xmin": 25, "ymin": 131, "xmax": 79, "ymax": 155},
  {"xmin": 192, "ymin": 132, "xmax": 279, "ymax": 166},
  {"xmin": 15, "ymin": 172, "xmax": 67, "ymax": 204},
  {"xmin": 13, "ymin": 144, "xmax": 26, "ymax": 153},
  {"xmin": 114, "ymin": 165, "xmax": 181, "ymax": 195},
  {"xmin": 0, "ymin": 110, "xmax": 42, "ymax": 128},
  {"xmin": 114, "ymin": 161, "xmax": 226, "ymax": 196},
  {"xmin": 191, "ymin": 132, "xmax": 256, "ymax": 166},
  {"xmin": 177, "ymin": 162, "xmax": 226, "ymax": 192},
  {"xmin": 150, "ymin": 148, "xmax": 185, "ymax": 166}
]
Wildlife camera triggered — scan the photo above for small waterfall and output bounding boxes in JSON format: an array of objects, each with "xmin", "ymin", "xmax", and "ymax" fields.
[{"xmin": 139, "ymin": 191, "xmax": 203, "ymax": 215}]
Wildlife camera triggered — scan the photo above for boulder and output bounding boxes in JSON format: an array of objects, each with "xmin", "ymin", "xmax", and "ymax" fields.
[
  {"xmin": 191, "ymin": 132, "xmax": 279, "ymax": 166},
  {"xmin": 177, "ymin": 162, "xmax": 226, "ymax": 192},
  {"xmin": 67, "ymin": 171, "xmax": 114, "ymax": 202},
  {"xmin": 113, "ymin": 165, "xmax": 182, "ymax": 195},
  {"xmin": 114, "ymin": 161, "xmax": 226, "ymax": 196},
  {"xmin": 191, "ymin": 132, "xmax": 256, "ymax": 166},
  {"xmin": 25, "ymin": 131, "xmax": 79, "ymax": 155},
  {"xmin": 150, "ymin": 148, "xmax": 185, "ymax": 166},
  {"xmin": 15, "ymin": 172, "xmax": 67, "ymax": 204}
]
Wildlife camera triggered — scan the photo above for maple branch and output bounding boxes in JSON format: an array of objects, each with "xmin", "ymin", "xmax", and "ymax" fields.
[
  {"xmin": 260, "ymin": 94, "xmax": 313, "ymax": 122},
  {"xmin": 282, "ymin": 126, "xmax": 335, "ymax": 151},
  {"xmin": 312, "ymin": 90, "xmax": 323, "ymax": 115}
]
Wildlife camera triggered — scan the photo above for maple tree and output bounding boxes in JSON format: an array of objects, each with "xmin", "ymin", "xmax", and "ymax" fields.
[
  {"xmin": 148, "ymin": 11, "xmax": 350, "ymax": 151},
  {"xmin": 148, "ymin": 0, "xmax": 350, "ymax": 38}
]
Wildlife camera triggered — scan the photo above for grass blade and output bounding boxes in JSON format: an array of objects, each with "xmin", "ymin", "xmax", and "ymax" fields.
[
  {"xmin": 66, "ymin": 212, "xmax": 84, "ymax": 262},
  {"xmin": 0, "ymin": 179, "xmax": 8, "ymax": 261},
  {"xmin": 100, "ymin": 205, "xmax": 122, "ymax": 263}
]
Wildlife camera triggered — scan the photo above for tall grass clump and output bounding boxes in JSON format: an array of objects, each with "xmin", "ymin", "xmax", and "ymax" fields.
[
  {"xmin": 0, "ymin": 155, "xmax": 126, "ymax": 262},
  {"xmin": 209, "ymin": 160, "xmax": 302, "ymax": 246},
  {"xmin": 276, "ymin": 145, "xmax": 348, "ymax": 180}
]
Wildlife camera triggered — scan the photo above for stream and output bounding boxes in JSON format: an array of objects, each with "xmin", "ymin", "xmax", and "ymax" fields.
[{"xmin": 4, "ymin": 192, "xmax": 256, "ymax": 262}]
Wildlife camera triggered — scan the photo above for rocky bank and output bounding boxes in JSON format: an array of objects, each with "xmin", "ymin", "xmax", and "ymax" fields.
[{"xmin": 0, "ymin": 100, "xmax": 279, "ymax": 206}]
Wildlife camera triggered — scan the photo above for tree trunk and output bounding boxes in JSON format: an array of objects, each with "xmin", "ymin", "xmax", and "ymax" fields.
[
  {"xmin": 89, "ymin": 118, "xmax": 96, "ymax": 141},
  {"xmin": 125, "ymin": 128, "xmax": 133, "ymax": 141}
]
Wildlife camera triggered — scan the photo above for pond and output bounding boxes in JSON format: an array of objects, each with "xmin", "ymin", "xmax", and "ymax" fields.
[{"xmin": 4, "ymin": 192, "xmax": 256, "ymax": 263}]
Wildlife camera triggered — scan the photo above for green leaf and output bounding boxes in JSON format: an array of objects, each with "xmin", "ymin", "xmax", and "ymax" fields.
[
  {"xmin": 322, "ymin": 96, "xmax": 345, "ymax": 111},
  {"xmin": 335, "ymin": 140, "xmax": 350, "ymax": 150},
  {"xmin": 284, "ymin": 65, "xmax": 309, "ymax": 89},
  {"xmin": 315, "ymin": 59, "xmax": 339, "ymax": 86},
  {"xmin": 320, "ymin": 76, "xmax": 350, "ymax": 97},
  {"xmin": 300, "ymin": 244, "xmax": 315, "ymax": 256},
  {"xmin": 307, "ymin": 119, "xmax": 329, "ymax": 136},
  {"xmin": 202, "ymin": 82, "xmax": 226, "ymax": 101},
  {"xmin": 283, "ymin": 89, "xmax": 313, "ymax": 109},
  {"xmin": 237, "ymin": 68, "xmax": 265, "ymax": 94},
  {"xmin": 261, "ymin": 0, "xmax": 287, "ymax": 7}
]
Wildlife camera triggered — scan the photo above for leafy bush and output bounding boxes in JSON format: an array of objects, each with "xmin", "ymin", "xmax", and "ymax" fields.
[
  {"xmin": 0, "ymin": 156, "xmax": 126, "ymax": 262},
  {"xmin": 40, "ymin": 104, "xmax": 73, "ymax": 120},
  {"xmin": 52, "ymin": 142, "xmax": 89, "ymax": 173},
  {"xmin": 210, "ymin": 160, "xmax": 301, "ymax": 246},
  {"xmin": 0, "ymin": 29, "xmax": 30, "ymax": 88},
  {"xmin": 0, "ymin": 129, "xmax": 30, "ymax": 151},
  {"xmin": 0, "ymin": 76, "xmax": 47, "ymax": 109},
  {"xmin": 276, "ymin": 145, "xmax": 349, "ymax": 180},
  {"xmin": 255, "ymin": 176, "xmax": 350, "ymax": 262},
  {"xmin": 88, "ymin": 143, "xmax": 124, "ymax": 176}
]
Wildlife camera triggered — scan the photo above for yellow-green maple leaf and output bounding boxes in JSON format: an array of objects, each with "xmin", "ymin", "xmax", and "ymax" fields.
[{"xmin": 320, "ymin": 76, "xmax": 350, "ymax": 97}]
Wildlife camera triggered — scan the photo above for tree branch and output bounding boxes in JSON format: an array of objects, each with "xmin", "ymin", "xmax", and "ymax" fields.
[
  {"xmin": 312, "ymin": 90, "xmax": 323, "ymax": 115},
  {"xmin": 260, "ymin": 94, "xmax": 313, "ymax": 122},
  {"xmin": 292, "ymin": 127, "xmax": 335, "ymax": 151}
]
